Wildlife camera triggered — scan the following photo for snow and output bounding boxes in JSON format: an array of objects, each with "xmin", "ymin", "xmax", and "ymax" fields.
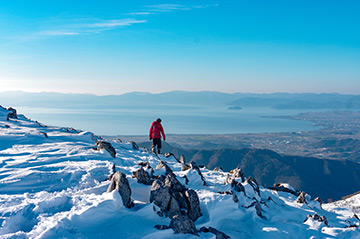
[{"xmin": 0, "ymin": 106, "xmax": 359, "ymax": 238}]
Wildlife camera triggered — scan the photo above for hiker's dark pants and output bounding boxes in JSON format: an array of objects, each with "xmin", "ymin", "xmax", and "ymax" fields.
[{"xmin": 152, "ymin": 138, "xmax": 162, "ymax": 154}]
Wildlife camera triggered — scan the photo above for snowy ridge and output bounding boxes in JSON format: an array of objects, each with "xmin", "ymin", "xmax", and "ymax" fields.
[{"xmin": 0, "ymin": 106, "xmax": 359, "ymax": 239}]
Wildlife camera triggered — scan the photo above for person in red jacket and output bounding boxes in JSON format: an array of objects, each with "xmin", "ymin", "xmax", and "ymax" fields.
[{"xmin": 149, "ymin": 118, "xmax": 166, "ymax": 154}]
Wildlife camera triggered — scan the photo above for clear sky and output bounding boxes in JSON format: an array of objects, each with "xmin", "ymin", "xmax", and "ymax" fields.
[{"xmin": 0, "ymin": 0, "xmax": 359, "ymax": 95}]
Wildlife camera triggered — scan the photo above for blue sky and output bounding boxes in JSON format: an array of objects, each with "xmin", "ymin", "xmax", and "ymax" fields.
[{"xmin": 0, "ymin": 0, "xmax": 359, "ymax": 95}]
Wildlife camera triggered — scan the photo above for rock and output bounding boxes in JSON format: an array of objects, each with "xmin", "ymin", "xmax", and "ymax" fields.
[
  {"xmin": 130, "ymin": 141, "xmax": 139, "ymax": 150},
  {"xmin": 165, "ymin": 173, "xmax": 187, "ymax": 193},
  {"xmin": 156, "ymin": 160, "xmax": 175, "ymax": 176},
  {"xmin": 218, "ymin": 191, "xmax": 239, "ymax": 203},
  {"xmin": 296, "ymin": 191, "xmax": 307, "ymax": 204},
  {"xmin": 184, "ymin": 189, "xmax": 202, "ymax": 222},
  {"xmin": 245, "ymin": 176, "xmax": 260, "ymax": 196},
  {"xmin": 168, "ymin": 196, "xmax": 182, "ymax": 218},
  {"xmin": 96, "ymin": 140, "xmax": 116, "ymax": 158},
  {"xmin": 133, "ymin": 167, "xmax": 153, "ymax": 185},
  {"xmin": 232, "ymin": 167, "xmax": 245, "ymax": 182},
  {"xmin": 173, "ymin": 192, "xmax": 188, "ymax": 212},
  {"xmin": 353, "ymin": 214, "xmax": 360, "ymax": 221},
  {"xmin": 244, "ymin": 200, "xmax": 264, "ymax": 219},
  {"xmin": 7, "ymin": 107, "xmax": 18, "ymax": 120},
  {"xmin": 231, "ymin": 179, "xmax": 246, "ymax": 195},
  {"xmin": 169, "ymin": 215, "xmax": 197, "ymax": 234},
  {"xmin": 40, "ymin": 132, "xmax": 48, "ymax": 138},
  {"xmin": 150, "ymin": 180, "xmax": 171, "ymax": 212},
  {"xmin": 269, "ymin": 184, "xmax": 298, "ymax": 196},
  {"xmin": 304, "ymin": 213, "xmax": 328, "ymax": 226},
  {"xmin": 209, "ymin": 227, "xmax": 230, "ymax": 239},
  {"xmin": 180, "ymin": 155, "xmax": 191, "ymax": 171},
  {"xmin": 213, "ymin": 166, "xmax": 223, "ymax": 172},
  {"xmin": 200, "ymin": 227, "xmax": 230, "ymax": 239},
  {"xmin": 314, "ymin": 197, "xmax": 324, "ymax": 205},
  {"xmin": 225, "ymin": 174, "xmax": 232, "ymax": 184},
  {"xmin": 155, "ymin": 225, "xmax": 169, "ymax": 230},
  {"xmin": 107, "ymin": 171, "xmax": 133, "ymax": 208},
  {"xmin": 164, "ymin": 153, "xmax": 181, "ymax": 163},
  {"xmin": 190, "ymin": 161, "xmax": 206, "ymax": 186}
]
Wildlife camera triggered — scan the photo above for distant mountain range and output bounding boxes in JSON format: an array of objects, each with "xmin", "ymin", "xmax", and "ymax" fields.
[
  {"xmin": 1, "ymin": 91, "xmax": 360, "ymax": 110},
  {"xmin": 138, "ymin": 141, "xmax": 360, "ymax": 201}
]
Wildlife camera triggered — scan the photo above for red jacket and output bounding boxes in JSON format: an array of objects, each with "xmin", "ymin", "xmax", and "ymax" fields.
[{"xmin": 149, "ymin": 121, "xmax": 165, "ymax": 140}]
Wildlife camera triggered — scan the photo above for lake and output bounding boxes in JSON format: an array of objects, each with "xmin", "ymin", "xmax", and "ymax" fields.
[{"xmin": 15, "ymin": 105, "xmax": 321, "ymax": 135}]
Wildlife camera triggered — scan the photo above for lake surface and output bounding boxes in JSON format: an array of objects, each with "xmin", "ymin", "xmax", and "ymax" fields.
[{"xmin": 16, "ymin": 105, "xmax": 321, "ymax": 135}]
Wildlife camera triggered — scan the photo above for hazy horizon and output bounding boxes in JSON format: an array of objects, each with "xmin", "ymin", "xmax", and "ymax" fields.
[{"xmin": 1, "ymin": 1, "xmax": 359, "ymax": 95}]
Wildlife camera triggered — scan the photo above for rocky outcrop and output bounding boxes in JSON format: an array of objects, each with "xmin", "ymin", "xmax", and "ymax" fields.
[
  {"xmin": 304, "ymin": 213, "xmax": 328, "ymax": 226},
  {"xmin": 133, "ymin": 167, "xmax": 153, "ymax": 185},
  {"xmin": 296, "ymin": 191, "xmax": 308, "ymax": 204},
  {"xmin": 6, "ymin": 107, "xmax": 18, "ymax": 120},
  {"xmin": 213, "ymin": 166, "xmax": 223, "ymax": 172},
  {"xmin": 231, "ymin": 179, "xmax": 246, "ymax": 195},
  {"xmin": 129, "ymin": 141, "xmax": 139, "ymax": 150},
  {"xmin": 150, "ymin": 180, "xmax": 171, "ymax": 212},
  {"xmin": 180, "ymin": 155, "xmax": 191, "ymax": 171},
  {"xmin": 185, "ymin": 189, "xmax": 202, "ymax": 222},
  {"xmin": 107, "ymin": 171, "xmax": 134, "ymax": 208},
  {"xmin": 231, "ymin": 167, "xmax": 245, "ymax": 182},
  {"xmin": 156, "ymin": 160, "xmax": 175, "ymax": 176},
  {"xmin": 269, "ymin": 183, "xmax": 298, "ymax": 196},
  {"xmin": 190, "ymin": 161, "xmax": 206, "ymax": 186},
  {"xmin": 95, "ymin": 140, "xmax": 116, "ymax": 158},
  {"xmin": 314, "ymin": 197, "xmax": 324, "ymax": 205},
  {"xmin": 245, "ymin": 176, "xmax": 260, "ymax": 196},
  {"xmin": 200, "ymin": 226, "xmax": 230, "ymax": 239},
  {"xmin": 169, "ymin": 215, "xmax": 197, "ymax": 235}
]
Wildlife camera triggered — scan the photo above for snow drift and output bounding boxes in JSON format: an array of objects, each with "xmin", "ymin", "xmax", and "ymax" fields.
[{"xmin": 0, "ymin": 106, "xmax": 359, "ymax": 239}]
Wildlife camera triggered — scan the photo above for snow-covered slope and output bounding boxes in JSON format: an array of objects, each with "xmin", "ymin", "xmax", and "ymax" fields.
[{"xmin": 0, "ymin": 106, "xmax": 359, "ymax": 239}]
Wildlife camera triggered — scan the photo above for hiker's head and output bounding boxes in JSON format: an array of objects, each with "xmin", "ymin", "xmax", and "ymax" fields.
[{"xmin": 156, "ymin": 118, "xmax": 162, "ymax": 122}]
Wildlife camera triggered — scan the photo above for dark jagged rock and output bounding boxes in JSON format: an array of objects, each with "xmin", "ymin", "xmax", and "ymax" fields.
[
  {"xmin": 231, "ymin": 179, "xmax": 246, "ymax": 195},
  {"xmin": 107, "ymin": 171, "xmax": 133, "ymax": 208},
  {"xmin": 133, "ymin": 167, "xmax": 153, "ymax": 185},
  {"xmin": 165, "ymin": 174, "xmax": 187, "ymax": 193},
  {"xmin": 169, "ymin": 215, "xmax": 197, "ymax": 235},
  {"xmin": 190, "ymin": 161, "xmax": 206, "ymax": 186},
  {"xmin": 353, "ymin": 214, "xmax": 360, "ymax": 221},
  {"xmin": 213, "ymin": 166, "xmax": 223, "ymax": 172},
  {"xmin": 96, "ymin": 140, "xmax": 116, "ymax": 158},
  {"xmin": 7, "ymin": 107, "xmax": 18, "ymax": 120},
  {"xmin": 200, "ymin": 227, "xmax": 230, "ymax": 239},
  {"xmin": 304, "ymin": 213, "xmax": 328, "ymax": 226},
  {"xmin": 173, "ymin": 192, "xmax": 188, "ymax": 212},
  {"xmin": 130, "ymin": 141, "xmax": 139, "ymax": 150},
  {"xmin": 182, "ymin": 175, "xmax": 189, "ymax": 185},
  {"xmin": 245, "ymin": 176, "xmax": 260, "ymax": 196},
  {"xmin": 244, "ymin": 200, "xmax": 264, "ymax": 219},
  {"xmin": 232, "ymin": 167, "xmax": 245, "ymax": 182},
  {"xmin": 185, "ymin": 189, "xmax": 202, "ymax": 222},
  {"xmin": 296, "ymin": 191, "xmax": 308, "ymax": 204},
  {"xmin": 168, "ymin": 196, "xmax": 182, "ymax": 218},
  {"xmin": 150, "ymin": 180, "xmax": 171, "ymax": 212},
  {"xmin": 40, "ymin": 132, "xmax": 48, "ymax": 138},
  {"xmin": 269, "ymin": 183, "xmax": 298, "ymax": 196}
]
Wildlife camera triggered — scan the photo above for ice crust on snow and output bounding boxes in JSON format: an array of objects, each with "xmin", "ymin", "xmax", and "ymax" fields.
[{"xmin": 0, "ymin": 106, "xmax": 360, "ymax": 238}]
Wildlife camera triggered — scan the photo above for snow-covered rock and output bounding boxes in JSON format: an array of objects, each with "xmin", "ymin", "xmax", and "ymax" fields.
[{"xmin": 0, "ymin": 105, "xmax": 360, "ymax": 238}]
